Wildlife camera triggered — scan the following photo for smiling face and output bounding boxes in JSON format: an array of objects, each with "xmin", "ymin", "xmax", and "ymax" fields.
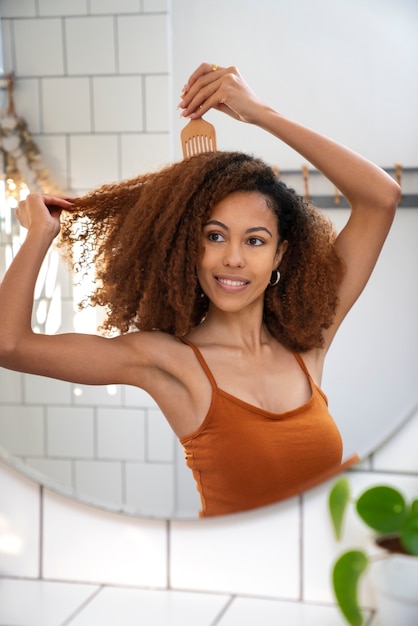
[{"xmin": 197, "ymin": 191, "xmax": 287, "ymax": 315}]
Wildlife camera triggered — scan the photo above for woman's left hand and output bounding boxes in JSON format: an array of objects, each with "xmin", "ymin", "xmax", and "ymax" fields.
[{"xmin": 179, "ymin": 63, "xmax": 266, "ymax": 124}]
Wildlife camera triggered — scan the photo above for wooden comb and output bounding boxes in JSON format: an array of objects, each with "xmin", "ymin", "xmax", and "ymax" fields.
[{"xmin": 181, "ymin": 118, "xmax": 217, "ymax": 159}]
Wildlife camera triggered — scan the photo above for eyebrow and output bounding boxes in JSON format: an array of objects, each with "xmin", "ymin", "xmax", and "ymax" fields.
[{"xmin": 204, "ymin": 220, "xmax": 273, "ymax": 238}]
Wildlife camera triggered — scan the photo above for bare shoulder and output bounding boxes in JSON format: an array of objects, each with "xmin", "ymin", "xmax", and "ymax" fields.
[
  {"xmin": 127, "ymin": 330, "xmax": 193, "ymax": 370},
  {"xmin": 124, "ymin": 330, "xmax": 202, "ymax": 393},
  {"xmin": 126, "ymin": 331, "xmax": 211, "ymax": 437}
]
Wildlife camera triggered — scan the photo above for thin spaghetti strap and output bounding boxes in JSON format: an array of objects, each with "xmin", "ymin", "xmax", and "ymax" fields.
[
  {"xmin": 292, "ymin": 351, "xmax": 312, "ymax": 379},
  {"xmin": 179, "ymin": 337, "xmax": 218, "ymax": 389}
]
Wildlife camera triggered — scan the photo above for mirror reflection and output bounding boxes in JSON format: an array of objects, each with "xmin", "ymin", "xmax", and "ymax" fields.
[{"xmin": 0, "ymin": 0, "xmax": 417, "ymax": 520}]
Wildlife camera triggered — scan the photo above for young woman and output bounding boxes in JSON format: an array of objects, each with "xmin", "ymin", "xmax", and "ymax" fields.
[{"xmin": 0, "ymin": 63, "xmax": 400, "ymax": 517}]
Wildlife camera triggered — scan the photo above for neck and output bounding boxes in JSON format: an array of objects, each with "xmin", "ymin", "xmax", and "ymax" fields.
[{"xmin": 196, "ymin": 303, "xmax": 272, "ymax": 350}]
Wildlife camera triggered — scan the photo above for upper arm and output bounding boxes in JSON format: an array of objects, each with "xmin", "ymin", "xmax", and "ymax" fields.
[
  {"xmin": 322, "ymin": 198, "xmax": 398, "ymax": 351},
  {"xmin": 3, "ymin": 329, "xmax": 165, "ymax": 389}
]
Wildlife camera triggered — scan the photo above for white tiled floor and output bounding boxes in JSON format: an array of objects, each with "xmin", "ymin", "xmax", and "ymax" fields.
[
  {"xmin": 0, "ymin": 578, "xmax": 375, "ymax": 626},
  {"xmin": 0, "ymin": 578, "xmax": 99, "ymax": 626}
]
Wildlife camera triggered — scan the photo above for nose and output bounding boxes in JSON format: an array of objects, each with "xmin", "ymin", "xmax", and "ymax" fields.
[{"xmin": 223, "ymin": 241, "xmax": 245, "ymax": 267}]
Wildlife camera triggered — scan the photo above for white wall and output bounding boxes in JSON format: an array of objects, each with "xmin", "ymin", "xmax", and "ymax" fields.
[{"xmin": 172, "ymin": 0, "xmax": 418, "ymax": 167}]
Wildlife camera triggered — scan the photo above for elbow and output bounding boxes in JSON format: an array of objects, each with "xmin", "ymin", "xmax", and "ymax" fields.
[
  {"xmin": 384, "ymin": 179, "xmax": 402, "ymax": 216},
  {"xmin": 0, "ymin": 339, "xmax": 22, "ymax": 370},
  {"xmin": 0, "ymin": 343, "xmax": 14, "ymax": 369}
]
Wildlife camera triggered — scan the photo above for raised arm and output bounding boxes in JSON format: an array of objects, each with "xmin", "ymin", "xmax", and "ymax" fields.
[
  {"xmin": 0, "ymin": 194, "xmax": 156, "ymax": 387},
  {"xmin": 179, "ymin": 63, "xmax": 401, "ymax": 349}
]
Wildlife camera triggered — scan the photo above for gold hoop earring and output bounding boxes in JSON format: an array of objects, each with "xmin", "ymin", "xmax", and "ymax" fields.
[{"xmin": 269, "ymin": 270, "xmax": 280, "ymax": 287}]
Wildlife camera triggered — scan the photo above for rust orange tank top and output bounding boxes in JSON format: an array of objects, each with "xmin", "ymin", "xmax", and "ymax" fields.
[{"xmin": 179, "ymin": 338, "xmax": 344, "ymax": 517}]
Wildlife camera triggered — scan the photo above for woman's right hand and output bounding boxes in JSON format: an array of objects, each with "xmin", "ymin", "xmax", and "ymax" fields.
[
  {"xmin": 179, "ymin": 63, "xmax": 267, "ymax": 125},
  {"xmin": 15, "ymin": 193, "xmax": 75, "ymax": 239}
]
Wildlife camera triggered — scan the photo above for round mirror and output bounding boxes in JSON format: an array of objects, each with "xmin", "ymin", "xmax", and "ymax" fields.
[
  {"xmin": 0, "ymin": 0, "xmax": 417, "ymax": 520},
  {"xmin": 1, "ymin": 204, "xmax": 417, "ymax": 519}
]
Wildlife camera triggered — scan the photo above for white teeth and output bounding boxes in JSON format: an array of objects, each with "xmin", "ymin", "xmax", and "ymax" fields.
[{"xmin": 217, "ymin": 278, "xmax": 247, "ymax": 287}]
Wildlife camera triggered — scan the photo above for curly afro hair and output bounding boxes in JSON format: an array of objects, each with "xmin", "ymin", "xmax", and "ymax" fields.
[{"xmin": 58, "ymin": 151, "xmax": 345, "ymax": 351}]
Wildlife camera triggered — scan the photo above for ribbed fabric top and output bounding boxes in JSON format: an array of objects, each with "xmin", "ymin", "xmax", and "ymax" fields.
[{"xmin": 179, "ymin": 338, "xmax": 343, "ymax": 517}]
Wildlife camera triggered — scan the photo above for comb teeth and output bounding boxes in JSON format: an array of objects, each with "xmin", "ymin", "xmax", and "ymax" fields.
[
  {"xmin": 181, "ymin": 118, "xmax": 217, "ymax": 159},
  {"xmin": 184, "ymin": 134, "xmax": 215, "ymax": 158}
]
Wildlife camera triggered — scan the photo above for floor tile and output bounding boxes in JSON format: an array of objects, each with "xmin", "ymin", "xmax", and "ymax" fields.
[
  {"xmin": 68, "ymin": 587, "xmax": 231, "ymax": 626},
  {"xmin": 0, "ymin": 578, "xmax": 99, "ymax": 626},
  {"xmin": 216, "ymin": 597, "xmax": 372, "ymax": 626}
]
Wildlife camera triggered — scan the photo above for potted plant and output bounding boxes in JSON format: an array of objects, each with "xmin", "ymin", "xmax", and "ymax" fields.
[{"xmin": 328, "ymin": 478, "xmax": 418, "ymax": 626}]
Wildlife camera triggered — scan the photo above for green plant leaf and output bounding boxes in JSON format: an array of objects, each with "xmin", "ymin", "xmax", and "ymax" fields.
[
  {"xmin": 332, "ymin": 550, "xmax": 369, "ymax": 626},
  {"xmin": 401, "ymin": 512, "xmax": 418, "ymax": 556},
  {"xmin": 410, "ymin": 499, "xmax": 418, "ymax": 515},
  {"xmin": 329, "ymin": 478, "xmax": 350, "ymax": 540},
  {"xmin": 356, "ymin": 486, "xmax": 407, "ymax": 533}
]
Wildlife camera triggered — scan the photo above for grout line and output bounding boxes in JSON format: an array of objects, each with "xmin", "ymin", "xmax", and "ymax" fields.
[
  {"xmin": 166, "ymin": 518, "xmax": 171, "ymax": 589},
  {"xmin": 44, "ymin": 404, "xmax": 48, "ymax": 455},
  {"xmin": 89, "ymin": 76, "xmax": 94, "ymax": 132},
  {"xmin": 117, "ymin": 133, "xmax": 122, "ymax": 181},
  {"xmin": 8, "ymin": 19, "xmax": 16, "ymax": 75},
  {"xmin": 39, "ymin": 484, "xmax": 44, "ymax": 579},
  {"xmin": 210, "ymin": 595, "xmax": 235, "ymax": 625},
  {"xmin": 65, "ymin": 132, "xmax": 72, "ymax": 194},
  {"xmin": 93, "ymin": 405, "xmax": 98, "ymax": 459},
  {"xmin": 298, "ymin": 493, "xmax": 304, "ymax": 601},
  {"xmin": 38, "ymin": 77, "xmax": 43, "ymax": 133},
  {"xmin": 62, "ymin": 17, "xmax": 68, "ymax": 76},
  {"xmin": 142, "ymin": 74, "xmax": 147, "ymax": 131},
  {"xmin": 113, "ymin": 15, "xmax": 119, "ymax": 74},
  {"xmin": 61, "ymin": 585, "xmax": 104, "ymax": 626}
]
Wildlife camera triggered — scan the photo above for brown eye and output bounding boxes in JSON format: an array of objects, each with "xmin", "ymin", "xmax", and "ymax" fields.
[
  {"xmin": 207, "ymin": 232, "xmax": 225, "ymax": 242},
  {"xmin": 247, "ymin": 237, "xmax": 264, "ymax": 246}
]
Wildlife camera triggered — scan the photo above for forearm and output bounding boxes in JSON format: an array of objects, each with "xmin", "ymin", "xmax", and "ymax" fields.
[
  {"xmin": 254, "ymin": 105, "xmax": 401, "ymax": 211},
  {"xmin": 0, "ymin": 230, "xmax": 53, "ymax": 358},
  {"xmin": 181, "ymin": 63, "xmax": 400, "ymax": 213}
]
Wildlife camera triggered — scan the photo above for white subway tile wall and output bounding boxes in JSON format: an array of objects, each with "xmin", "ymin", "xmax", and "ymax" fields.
[
  {"xmin": 117, "ymin": 15, "xmax": 169, "ymax": 74},
  {"xmin": 0, "ymin": 406, "xmax": 44, "ymax": 456},
  {"xmin": 75, "ymin": 459, "xmax": 124, "ymax": 506},
  {"xmin": 0, "ymin": 368, "xmax": 22, "ymax": 403},
  {"xmin": 92, "ymin": 76, "xmax": 143, "ymax": 132},
  {"xmin": 1, "ymin": 2, "xmax": 172, "ymax": 197},
  {"xmin": 42, "ymin": 488, "xmax": 169, "ymax": 586},
  {"xmin": 24, "ymin": 374, "xmax": 72, "ymax": 405},
  {"xmin": 66, "ymin": 17, "xmax": 117, "ymax": 75},
  {"xmin": 125, "ymin": 461, "xmax": 175, "ymax": 516},
  {"xmin": 0, "ymin": 463, "xmax": 40, "ymax": 578},
  {"xmin": 24, "ymin": 456, "xmax": 73, "ymax": 488},
  {"xmin": 0, "ymin": 1, "xmax": 184, "ymax": 521},
  {"xmin": 70, "ymin": 134, "xmax": 120, "ymax": 188},
  {"xmin": 39, "ymin": 1, "xmax": 89, "ymax": 17},
  {"xmin": 120, "ymin": 132, "xmax": 171, "ymax": 178},
  {"xmin": 2, "ymin": 423, "xmax": 417, "ymax": 615},
  {"xmin": 14, "ymin": 19, "xmax": 65, "ymax": 76},
  {"xmin": 97, "ymin": 407, "xmax": 146, "ymax": 460},
  {"xmin": 170, "ymin": 499, "xmax": 302, "ymax": 599},
  {"xmin": 41, "ymin": 77, "xmax": 92, "ymax": 133}
]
